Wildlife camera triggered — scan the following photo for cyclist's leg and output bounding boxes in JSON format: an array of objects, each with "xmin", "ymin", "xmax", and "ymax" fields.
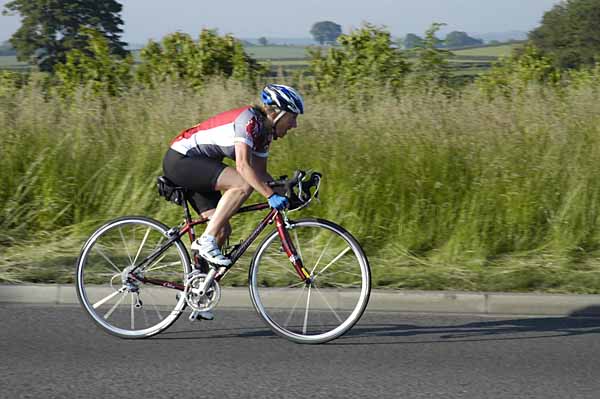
[
  {"xmin": 190, "ymin": 167, "xmax": 253, "ymax": 265},
  {"xmin": 202, "ymin": 167, "xmax": 253, "ymax": 238},
  {"xmin": 163, "ymin": 150, "xmax": 250, "ymax": 244},
  {"xmin": 198, "ymin": 207, "xmax": 231, "ymax": 247},
  {"xmin": 187, "ymin": 191, "xmax": 236, "ymax": 265}
]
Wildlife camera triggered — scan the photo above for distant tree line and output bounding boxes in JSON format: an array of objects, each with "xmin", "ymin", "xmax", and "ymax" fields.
[
  {"xmin": 0, "ymin": 41, "xmax": 16, "ymax": 56},
  {"xmin": 403, "ymin": 31, "xmax": 483, "ymax": 49}
]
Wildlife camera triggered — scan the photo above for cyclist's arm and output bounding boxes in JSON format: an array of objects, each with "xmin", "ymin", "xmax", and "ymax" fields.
[
  {"xmin": 252, "ymin": 155, "xmax": 273, "ymax": 181},
  {"xmin": 253, "ymin": 155, "xmax": 286, "ymax": 195},
  {"xmin": 234, "ymin": 142, "xmax": 275, "ymax": 198}
]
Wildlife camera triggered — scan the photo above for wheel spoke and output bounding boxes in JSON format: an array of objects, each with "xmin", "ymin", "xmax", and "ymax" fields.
[
  {"xmin": 119, "ymin": 227, "xmax": 133, "ymax": 266},
  {"xmin": 302, "ymin": 284, "xmax": 312, "ymax": 334},
  {"xmin": 324, "ymin": 281, "xmax": 363, "ymax": 289},
  {"xmin": 93, "ymin": 246, "xmax": 122, "ymax": 274},
  {"xmin": 141, "ymin": 302, "xmax": 150, "ymax": 326},
  {"xmin": 144, "ymin": 290, "xmax": 165, "ymax": 321},
  {"xmin": 313, "ymin": 286, "xmax": 343, "ymax": 323},
  {"xmin": 264, "ymin": 259, "xmax": 299, "ymax": 278},
  {"xmin": 314, "ymin": 246, "xmax": 352, "ymax": 279},
  {"xmin": 321, "ymin": 269, "xmax": 363, "ymax": 278},
  {"xmin": 286, "ymin": 280, "xmax": 306, "ymax": 289},
  {"xmin": 142, "ymin": 254, "xmax": 167, "ymax": 272},
  {"xmin": 103, "ymin": 290, "xmax": 127, "ymax": 319},
  {"xmin": 284, "ymin": 284, "xmax": 307, "ymax": 328},
  {"xmin": 292, "ymin": 230, "xmax": 303, "ymax": 264},
  {"xmin": 264, "ymin": 255, "xmax": 300, "ymax": 278},
  {"xmin": 93, "ymin": 286, "xmax": 126, "ymax": 309},
  {"xmin": 131, "ymin": 293, "xmax": 135, "ymax": 330},
  {"xmin": 310, "ymin": 234, "xmax": 335, "ymax": 275},
  {"xmin": 132, "ymin": 227, "xmax": 152, "ymax": 267},
  {"xmin": 153, "ymin": 236, "xmax": 166, "ymax": 251}
]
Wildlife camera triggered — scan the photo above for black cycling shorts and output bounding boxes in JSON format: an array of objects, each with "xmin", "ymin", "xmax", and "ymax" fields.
[{"xmin": 162, "ymin": 149, "xmax": 227, "ymax": 214}]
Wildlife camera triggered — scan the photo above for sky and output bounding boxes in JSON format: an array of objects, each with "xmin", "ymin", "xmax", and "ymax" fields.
[{"xmin": 0, "ymin": 0, "xmax": 561, "ymax": 44}]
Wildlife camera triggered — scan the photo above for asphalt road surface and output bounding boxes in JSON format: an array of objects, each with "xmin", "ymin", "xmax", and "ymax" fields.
[{"xmin": 2, "ymin": 304, "xmax": 600, "ymax": 399}]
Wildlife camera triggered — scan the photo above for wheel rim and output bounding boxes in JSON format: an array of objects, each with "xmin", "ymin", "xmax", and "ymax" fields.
[
  {"xmin": 76, "ymin": 218, "xmax": 189, "ymax": 337},
  {"xmin": 250, "ymin": 220, "xmax": 370, "ymax": 343}
]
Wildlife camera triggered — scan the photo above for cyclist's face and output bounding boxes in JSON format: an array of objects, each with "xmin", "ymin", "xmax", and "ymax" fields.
[{"xmin": 274, "ymin": 113, "xmax": 298, "ymax": 138}]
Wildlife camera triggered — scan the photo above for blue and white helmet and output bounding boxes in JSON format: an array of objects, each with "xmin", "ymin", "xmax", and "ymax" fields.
[{"xmin": 261, "ymin": 84, "xmax": 304, "ymax": 115}]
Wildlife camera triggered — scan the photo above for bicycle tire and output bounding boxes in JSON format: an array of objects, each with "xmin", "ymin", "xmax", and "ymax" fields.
[
  {"xmin": 75, "ymin": 216, "xmax": 191, "ymax": 338},
  {"xmin": 248, "ymin": 218, "xmax": 371, "ymax": 344}
]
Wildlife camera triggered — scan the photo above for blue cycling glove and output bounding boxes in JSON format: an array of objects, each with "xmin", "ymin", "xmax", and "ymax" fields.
[{"xmin": 268, "ymin": 193, "xmax": 289, "ymax": 210}]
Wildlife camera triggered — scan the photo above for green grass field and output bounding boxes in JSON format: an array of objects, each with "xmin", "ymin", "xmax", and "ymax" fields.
[
  {"xmin": 452, "ymin": 43, "xmax": 522, "ymax": 58},
  {"xmin": 0, "ymin": 55, "xmax": 27, "ymax": 68},
  {"xmin": 244, "ymin": 45, "xmax": 311, "ymax": 60},
  {"xmin": 3, "ymin": 79, "xmax": 600, "ymax": 293}
]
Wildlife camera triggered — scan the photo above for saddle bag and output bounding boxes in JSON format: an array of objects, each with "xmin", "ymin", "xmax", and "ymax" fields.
[{"xmin": 157, "ymin": 176, "xmax": 185, "ymax": 206}]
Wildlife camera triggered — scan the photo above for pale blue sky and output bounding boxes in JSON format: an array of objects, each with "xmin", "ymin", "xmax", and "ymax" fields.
[{"xmin": 1, "ymin": 0, "xmax": 560, "ymax": 43}]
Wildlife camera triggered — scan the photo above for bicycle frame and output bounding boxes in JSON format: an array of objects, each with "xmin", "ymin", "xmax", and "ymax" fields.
[{"xmin": 129, "ymin": 200, "xmax": 311, "ymax": 291}]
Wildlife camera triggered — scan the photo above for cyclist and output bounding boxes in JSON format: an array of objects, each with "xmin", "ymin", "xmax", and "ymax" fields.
[{"xmin": 163, "ymin": 84, "xmax": 304, "ymax": 268}]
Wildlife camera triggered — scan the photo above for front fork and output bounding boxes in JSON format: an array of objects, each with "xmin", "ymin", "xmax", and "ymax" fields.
[{"xmin": 274, "ymin": 212, "xmax": 312, "ymax": 283}]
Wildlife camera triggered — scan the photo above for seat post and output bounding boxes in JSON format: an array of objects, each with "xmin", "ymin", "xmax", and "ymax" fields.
[{"xmin": 182, "ymin": 195, "xmax": 194, "ymax": 226}]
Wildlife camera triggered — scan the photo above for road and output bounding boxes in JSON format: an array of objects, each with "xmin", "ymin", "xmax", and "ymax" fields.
[{"xmin": 2, "ymin": 304, "xmax": 600, "ymax": 399}]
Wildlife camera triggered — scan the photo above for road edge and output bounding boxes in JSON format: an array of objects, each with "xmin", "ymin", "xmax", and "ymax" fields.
[{"xmin": 2, "ymin": 284, "xmax": 600, "ymax": 316}]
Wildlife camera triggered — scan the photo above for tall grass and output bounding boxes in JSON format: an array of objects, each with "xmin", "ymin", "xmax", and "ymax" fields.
[{"xmin": 2, "ymin": 79, "xmax": 600, "ymax": 292}]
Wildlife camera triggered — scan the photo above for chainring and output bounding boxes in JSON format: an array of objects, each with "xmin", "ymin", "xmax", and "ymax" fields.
[{"xmin": 183, "ymin": 271, "xmax": 221, "ymax": 311}]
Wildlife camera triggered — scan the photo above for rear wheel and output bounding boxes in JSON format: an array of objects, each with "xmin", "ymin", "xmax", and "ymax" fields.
[
  {"xmin": 249, "ymin": 218, "xmax": 370, "ymax": 344},
  {"xmin": 75, "ymin": 216, "xmax": 191, "ymax": 338}
]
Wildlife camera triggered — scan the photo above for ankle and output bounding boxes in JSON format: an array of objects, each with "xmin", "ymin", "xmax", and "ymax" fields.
[{"xmin": 199, "ymin": 234, "xmax": 216, "ymax": 242}]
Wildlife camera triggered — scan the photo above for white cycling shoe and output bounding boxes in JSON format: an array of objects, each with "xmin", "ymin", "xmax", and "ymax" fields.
[
  {"xmin": 189, "ymin": 310, "xmax": 214, "ymax": 321},
  {"xmin": 191, "ymin": 235, "xmax": 232, "ymax": 266}
]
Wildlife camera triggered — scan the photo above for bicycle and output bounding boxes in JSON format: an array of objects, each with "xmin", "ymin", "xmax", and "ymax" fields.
[{"xmin": 75, "ymin": 170, "xmax": 371, "ymax": 344}]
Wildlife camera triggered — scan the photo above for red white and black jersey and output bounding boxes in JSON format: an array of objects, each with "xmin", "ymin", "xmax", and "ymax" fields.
[{"xmin": 170, "ymin": 106, "xmax": 272, "ymax": 160}]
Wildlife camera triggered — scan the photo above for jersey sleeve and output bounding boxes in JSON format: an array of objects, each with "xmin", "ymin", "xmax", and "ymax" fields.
[{"xmin": 233, "ymin": 109, "xmax": 271, "ymax": 158}]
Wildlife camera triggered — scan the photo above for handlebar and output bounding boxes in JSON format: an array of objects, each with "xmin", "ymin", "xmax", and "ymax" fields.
[{"xmin": 267, "ymin": 170, "xmax": 322, "ymax": 211}]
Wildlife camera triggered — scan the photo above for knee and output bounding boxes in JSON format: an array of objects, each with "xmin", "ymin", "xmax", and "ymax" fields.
[{"xmin": 232, "ymin": 181, "xmax": 253, "ymax": 198}]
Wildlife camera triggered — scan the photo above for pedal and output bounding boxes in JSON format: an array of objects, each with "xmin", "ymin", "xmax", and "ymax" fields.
[
  {"xmin": 189, "ymin": 310, "xmax": 214, "ymax": 321},
  {"xmin": 189, "ymin": 311, "xmax": 200, "ymax": 321}
]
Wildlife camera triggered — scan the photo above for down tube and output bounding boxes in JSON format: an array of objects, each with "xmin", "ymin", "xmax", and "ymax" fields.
[{"xmin": 228, "ymin": 209, "xmax": 279, "ymax": 265}]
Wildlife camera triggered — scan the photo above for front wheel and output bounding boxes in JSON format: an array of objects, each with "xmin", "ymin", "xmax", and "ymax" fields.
[{"xmin": 248, "ymin": 218, "xmax": 371, "ymax": 344}]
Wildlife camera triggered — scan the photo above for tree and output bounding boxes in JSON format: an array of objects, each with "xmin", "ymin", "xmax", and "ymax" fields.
[
  {"xmin": 2, "ymin": 0, "xmax": 128, "ymax": 72},
  {"xmin": 444, "ymin": 31, "xmax": 484, "ymax": 48},
  {"xmin": 310, "ymin": 21, "xmax": 342, "ymax": 45},
  {"xmin": 403, "ymin": 33, "xmax": 424, "ymax": 49},
  {"xmin": 258, "ymin": 37, "xmax": 268, "ymax": 46},
  {"xmin": 307, "ymin": 23, "xmax": 410, "ymax": 95},
  {"xmin": 529, "ymin": 0, "xmax": 600, "ymax": 69},
  {"xmin": 410, "ymin": 23, "xmax": 453, "ymax": 88},
  {"xmin": 54, "ymin": 27, "xmax": 133, "ymax": 97},
  {"xmin": 476, "ymin": 45, "xmax": 561, "ymax": 97},
  {"xmin": 136, "ymin": 30, "xmax": 266, "ymax": 88}
]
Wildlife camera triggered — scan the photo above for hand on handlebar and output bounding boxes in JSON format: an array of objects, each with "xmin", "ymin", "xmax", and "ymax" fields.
[
  {"xmin": 268, "ymin": 193, "xmax": 289, "ymax": 210},
  {"xmin": 266, "ymin": 170, "xmax": 321, "ymax": 211}
]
